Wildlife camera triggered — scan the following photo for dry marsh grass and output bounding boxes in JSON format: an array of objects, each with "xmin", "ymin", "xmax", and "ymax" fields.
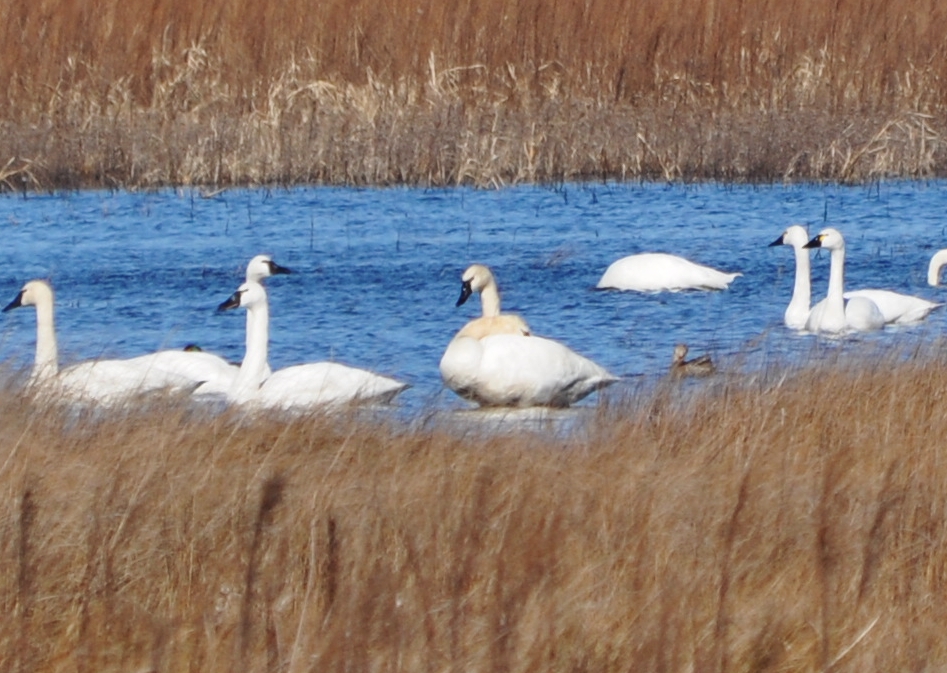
[
  {"xmin": 2, "ymin": 348, "xmax": 947, "ymax": 671},
  {"xmin": 1, "ymin": 0, "xmax": 947, "ymax": 188}
]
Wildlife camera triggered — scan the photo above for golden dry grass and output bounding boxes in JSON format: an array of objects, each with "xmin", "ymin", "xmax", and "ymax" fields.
[
  {"xmin": 2, "ymin": 346, "xmax": 947, "ymax": 672},
  {"xmin": 1, "ymin": 0, "xmax": 947, "ymax": 187}
]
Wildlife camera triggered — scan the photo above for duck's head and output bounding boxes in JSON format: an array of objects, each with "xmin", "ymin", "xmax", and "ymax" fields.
[
  {"xmin": 769, "ymin": 224, "xmax": 810, "ymax": 249},
  {"xmin": 218, "ymin": 281, "xmax": 267, "ymax": 312},
  {"xmin": 672, "ymin": 344, "xmax": 689, "ymax": 364},
  {"xmin": 457, "ymin": 264, "xmax": 496, "ymax": 307},
  {"xmin": 804, "ymin": 227, "xmax": 844, "ymax": 251},
  {"xmin": 246, "ymin": 254, "xmax": 292, "ymax": 283},
  {"xmin": 3, "ymin": 279, "xmax": 54, "ymax": 313}
]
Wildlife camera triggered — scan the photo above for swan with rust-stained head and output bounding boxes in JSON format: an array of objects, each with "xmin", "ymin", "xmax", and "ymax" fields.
[
  {"xmin": 597, "ymin": 253, "xmax": 741, "ymax": 292},
  {"xmin": 452, "ymin": 263, "xmax": 531, "ymax": 339},
  {"xmin": 216, "ymin": 280, "xmax": 407, "ymax": 410},
  {"xmin": 440, "ymin": 264, "xmax": 617, "ymax": 407},
  {"xmin": 2, "ymin": 279, "xmax": 194, "ymax": 404}
]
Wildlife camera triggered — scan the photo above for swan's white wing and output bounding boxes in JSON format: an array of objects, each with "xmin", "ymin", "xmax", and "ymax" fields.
[
  {"xmin": 47, "ymin": 359, "xmax": 194, "ymax": 404},
  {"xmin": 255, "ymin": 362, "xmax": 408, "ymax": 409},
  {"xmin": 440, "ymin": 334, "xmax": 617, "ymax": 407},
  {"xmin": 844, "ymin": 289, "xmax": 943, "ymax": 324},
  {"xmin": 127, "ymin": 350, "xmax": 239, "ymax": 392},
  {"xmin": 597, "ymin": 253, "xmax": 740, "ymax": 292}
]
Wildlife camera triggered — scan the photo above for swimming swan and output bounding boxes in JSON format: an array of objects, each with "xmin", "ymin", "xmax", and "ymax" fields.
[
  {"xmin": 166, "ymin": 255, "xmax": 294, "ymax": 396},
  {"xmin": 2, "ymin": 280, "xmax": 193, "ymax": 404},
  {"xmin": 803, "ymin": 229, "xmax": 885, "ymax": 334},
  {"xmin": 440, "ymin": 264, "xmax": 618, "ymax": 407},
  {"xmin": 597, "ymin": 253, "xmax": 741, "ymax": 292},
  {"xmin": 928, "ymin": 249, "xmax": 947, "ymax": 286},
  {"xmin": 772, "ymin": 226, "xmax": 941, "ymax": 328},
  {"xmin": 768, "ymin": 225, "xmax": 814, "ymax": 329},
  {"xmin": 217, "ymin": 280, "xmax": 407, "ymax": 409}
]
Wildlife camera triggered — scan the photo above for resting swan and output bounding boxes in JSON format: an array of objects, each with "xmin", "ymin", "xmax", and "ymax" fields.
[
  {"xmin": 2, "ymin": 280, "xmax": 193, "ymax": 404},
  {"xmin": 803, "ymin": 229, "xmax": 885, "ymax": 334},
  {"xmin": 597, "ymin": 253, "xmax": 741, "ymax": 292},
  {"xmin": 146, "ymin": 254, "xmax": 293, "ymax": 396},
  {"xmin": 440, "ymin": 264, "xmax": 618, "ymax": 407},
  {"xmin": 928, "ymin": 249, "xmax": 947, "ymax": 286},
  {"xmin": 771, "ymin": 225, "xmax": 942, "ymax": 329},
  {"xmin": 217, "ymin": 280, "xmax": 407, "ymax": 410}
]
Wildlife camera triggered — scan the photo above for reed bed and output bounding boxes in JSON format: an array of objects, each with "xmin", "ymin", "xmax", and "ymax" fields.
[
  {"xmin": 2, "ymin": 0, "xmax": 947, "ymax": 188},
  {"xmin": 1, "ymin": 346, "xmax": 947, "ymax": 672}
]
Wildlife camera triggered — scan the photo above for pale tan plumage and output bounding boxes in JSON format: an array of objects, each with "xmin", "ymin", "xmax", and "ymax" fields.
[{"xmin": 670, "ymin": 344, "xmax": 715, "ymax": 378}]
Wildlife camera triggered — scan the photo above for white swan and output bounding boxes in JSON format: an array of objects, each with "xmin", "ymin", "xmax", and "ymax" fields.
[
  {"xmin": 217, "ymin": 280, "xmax": 407, "ymax": 409},
  {"xmin": 440, "ymin": 264, "xmax": 618, "ymax": 407},
  {"xmin": 597, "ymin": 253, "xmax": 741, "ymax": 292},
  {"xmin": 3, "ymin": 280, "xmax": 193, "ymax": 404},
  {"xmin": 928, "ymin": 249, "xmax": 947, "ymax": 286},
  {"xmin": 772, "ymin": 225, "xmax": 942, "ymax": 328},
  {"xmin": 154, "ymin": 255, "xmax": 294, "ymax": 396},
  {"xmin": 768, "ymin": 225, "xmax": 814, "ymax": 329},
  {"xmin": 803, "ymin": 229, "xmax": 885, "ymax": 334}
]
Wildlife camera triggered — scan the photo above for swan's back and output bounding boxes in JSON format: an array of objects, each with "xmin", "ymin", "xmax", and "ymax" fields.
[
  {"xmin": 439, "ymin": 334, "xmax": 618, "ymax": 407},
  {"xmin": 844, "ymin": 289, "xmax": 943, "ymax": 324},
  {"xmin": 597, "ymin": 253, "xmax": 741, "ymax": 292},
  {"xmin": 455, "ymin": 315, "xmax": 531, "ymax": 339},
  {"xmin": 47, "ymin": 359, "xmax": 195, "ymax": 404},
  {"xmin": 255, "ymin": 362, "xmax": 409, "ymax": 409}
]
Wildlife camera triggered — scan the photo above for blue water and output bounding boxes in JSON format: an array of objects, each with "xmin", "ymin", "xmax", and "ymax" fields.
[{"xmin": 1, "ymin": 181, "xmax": 946, "ymax": 413}]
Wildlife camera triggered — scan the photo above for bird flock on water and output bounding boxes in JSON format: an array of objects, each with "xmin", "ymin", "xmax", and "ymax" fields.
[{"xmin": 4, "ymin": 227, "xmax": 946, "ymax": 411}]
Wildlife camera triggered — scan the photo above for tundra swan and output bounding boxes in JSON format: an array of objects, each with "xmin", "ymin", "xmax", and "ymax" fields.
[
  {"xmin": 453, "ymin": 263, "xmax": 531, "ymax": 338},
  {"xmin": 217, "ymin": 280, "xmax": 407, "ymax": 410},
  {"xmin": 670, "ymin": 344, "xmax": 715, "ymax": 378},
  {"xmin": 803, "ymin": 229, "xmax": 885, "ymax": 334},
  {"xmin": 440, "ymin": 264, "xmax": 618, "ymax": 407},
  {"xmin": 597, "ymin": 253, "xmax": 741, "ymax": 292},
  {"xmin": 928, "ymin": 249, "xmax": 947, "ymax": 286},
  {"xmin": 161, "ymin": 254, "xmax": 293, "ymax": 396},
  {"xmin": 3, "ymin": 280, "xmax": 193, "ymax": 404},
  {"xmin": 768, "ymin": 225, "xmax": 814, "ymax": 329},
  {"xmin": 772, "ymin": 226, "xmax": 941, "ymax": 328}
]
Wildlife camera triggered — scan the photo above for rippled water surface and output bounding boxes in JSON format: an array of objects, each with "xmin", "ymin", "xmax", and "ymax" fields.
[{"xmin": 2, "ymin": 181, "xmax": 946, "ymax": 413}]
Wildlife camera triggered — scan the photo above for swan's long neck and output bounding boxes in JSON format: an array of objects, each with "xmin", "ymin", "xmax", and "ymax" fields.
[
  {"xmin": 232, "ymin": 288, "xmax": 270, "ymax": 401},
  {"xmin": 826, "ymin": 246, "xmax": 846, "ymax": 313},
  {"xmin": 788, "ymin": 244, "xmax": 812, "ymax": 315},
  {"xmin": 929, "ymin": 250, "xmax": 947, "ymax": 286},
  {"xmin": 32, "ymin": 294, "xmax": 59, "ymax": 381},
  {"xmin": 479, "ymin": 280, "xmax": 502, "ymax": 317}
]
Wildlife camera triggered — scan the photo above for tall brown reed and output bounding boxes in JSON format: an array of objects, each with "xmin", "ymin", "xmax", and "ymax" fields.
[
  {"xmin": 2, "ymin": 346, "xmax": 947, "ymax": 671},
  {"xmin": 1, "ymin": 0, "xmax": 947, "ymax": 187}
]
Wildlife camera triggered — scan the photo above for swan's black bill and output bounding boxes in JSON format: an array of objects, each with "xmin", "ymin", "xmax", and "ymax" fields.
[
  {"xmin": 456, "ymin": 280, "xmax": 473, "ymax": 307},
  {"xmin": 268, "ymin": 260, "xmax": 292, "ymax": 275},
  {"xmin": 767, "ymin": 235, "xmax": 786, "ymax": 247},
  {"xmin": 217, "ymin": 291, "xmax": 242, "ymax": 312},
  {"xmin": 803, "ymin": 235, "xmax": 824, "ymax": 249},
  {"xmin": 2, "ymin": 291, "xmax": 24, "ymax": 313}
]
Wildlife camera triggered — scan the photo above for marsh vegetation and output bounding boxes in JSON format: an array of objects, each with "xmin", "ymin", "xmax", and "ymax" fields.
[
  {"xmin": 2, "ymin": 0, "xmax": 947, "ymax": 189},
  {"xmin": 1, "ymin": 346, "xmax": 947, "ymax": 671}
]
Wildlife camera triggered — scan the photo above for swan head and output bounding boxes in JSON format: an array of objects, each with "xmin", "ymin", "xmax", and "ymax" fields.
[
  {"xmin": 3, "ymin": 279, "xmax": 53, "ymax": 313},
  {"xmin": 246, "ymin": 254, "xmax": 292, "ymax": 283},
  {"xmin": 769, "ymin": 224, "xmax": 810, "ymax": 249},
  {"xmin": 804, "ymin": 228, "xmax": 844, "ymax": 251},
  {"xmin": 456, "ymin": 264, "xmax": 497, "ymax": 307},
  {"xmin": 218, "ymin": 281, "xmax": 267, "ymax": 312}
]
